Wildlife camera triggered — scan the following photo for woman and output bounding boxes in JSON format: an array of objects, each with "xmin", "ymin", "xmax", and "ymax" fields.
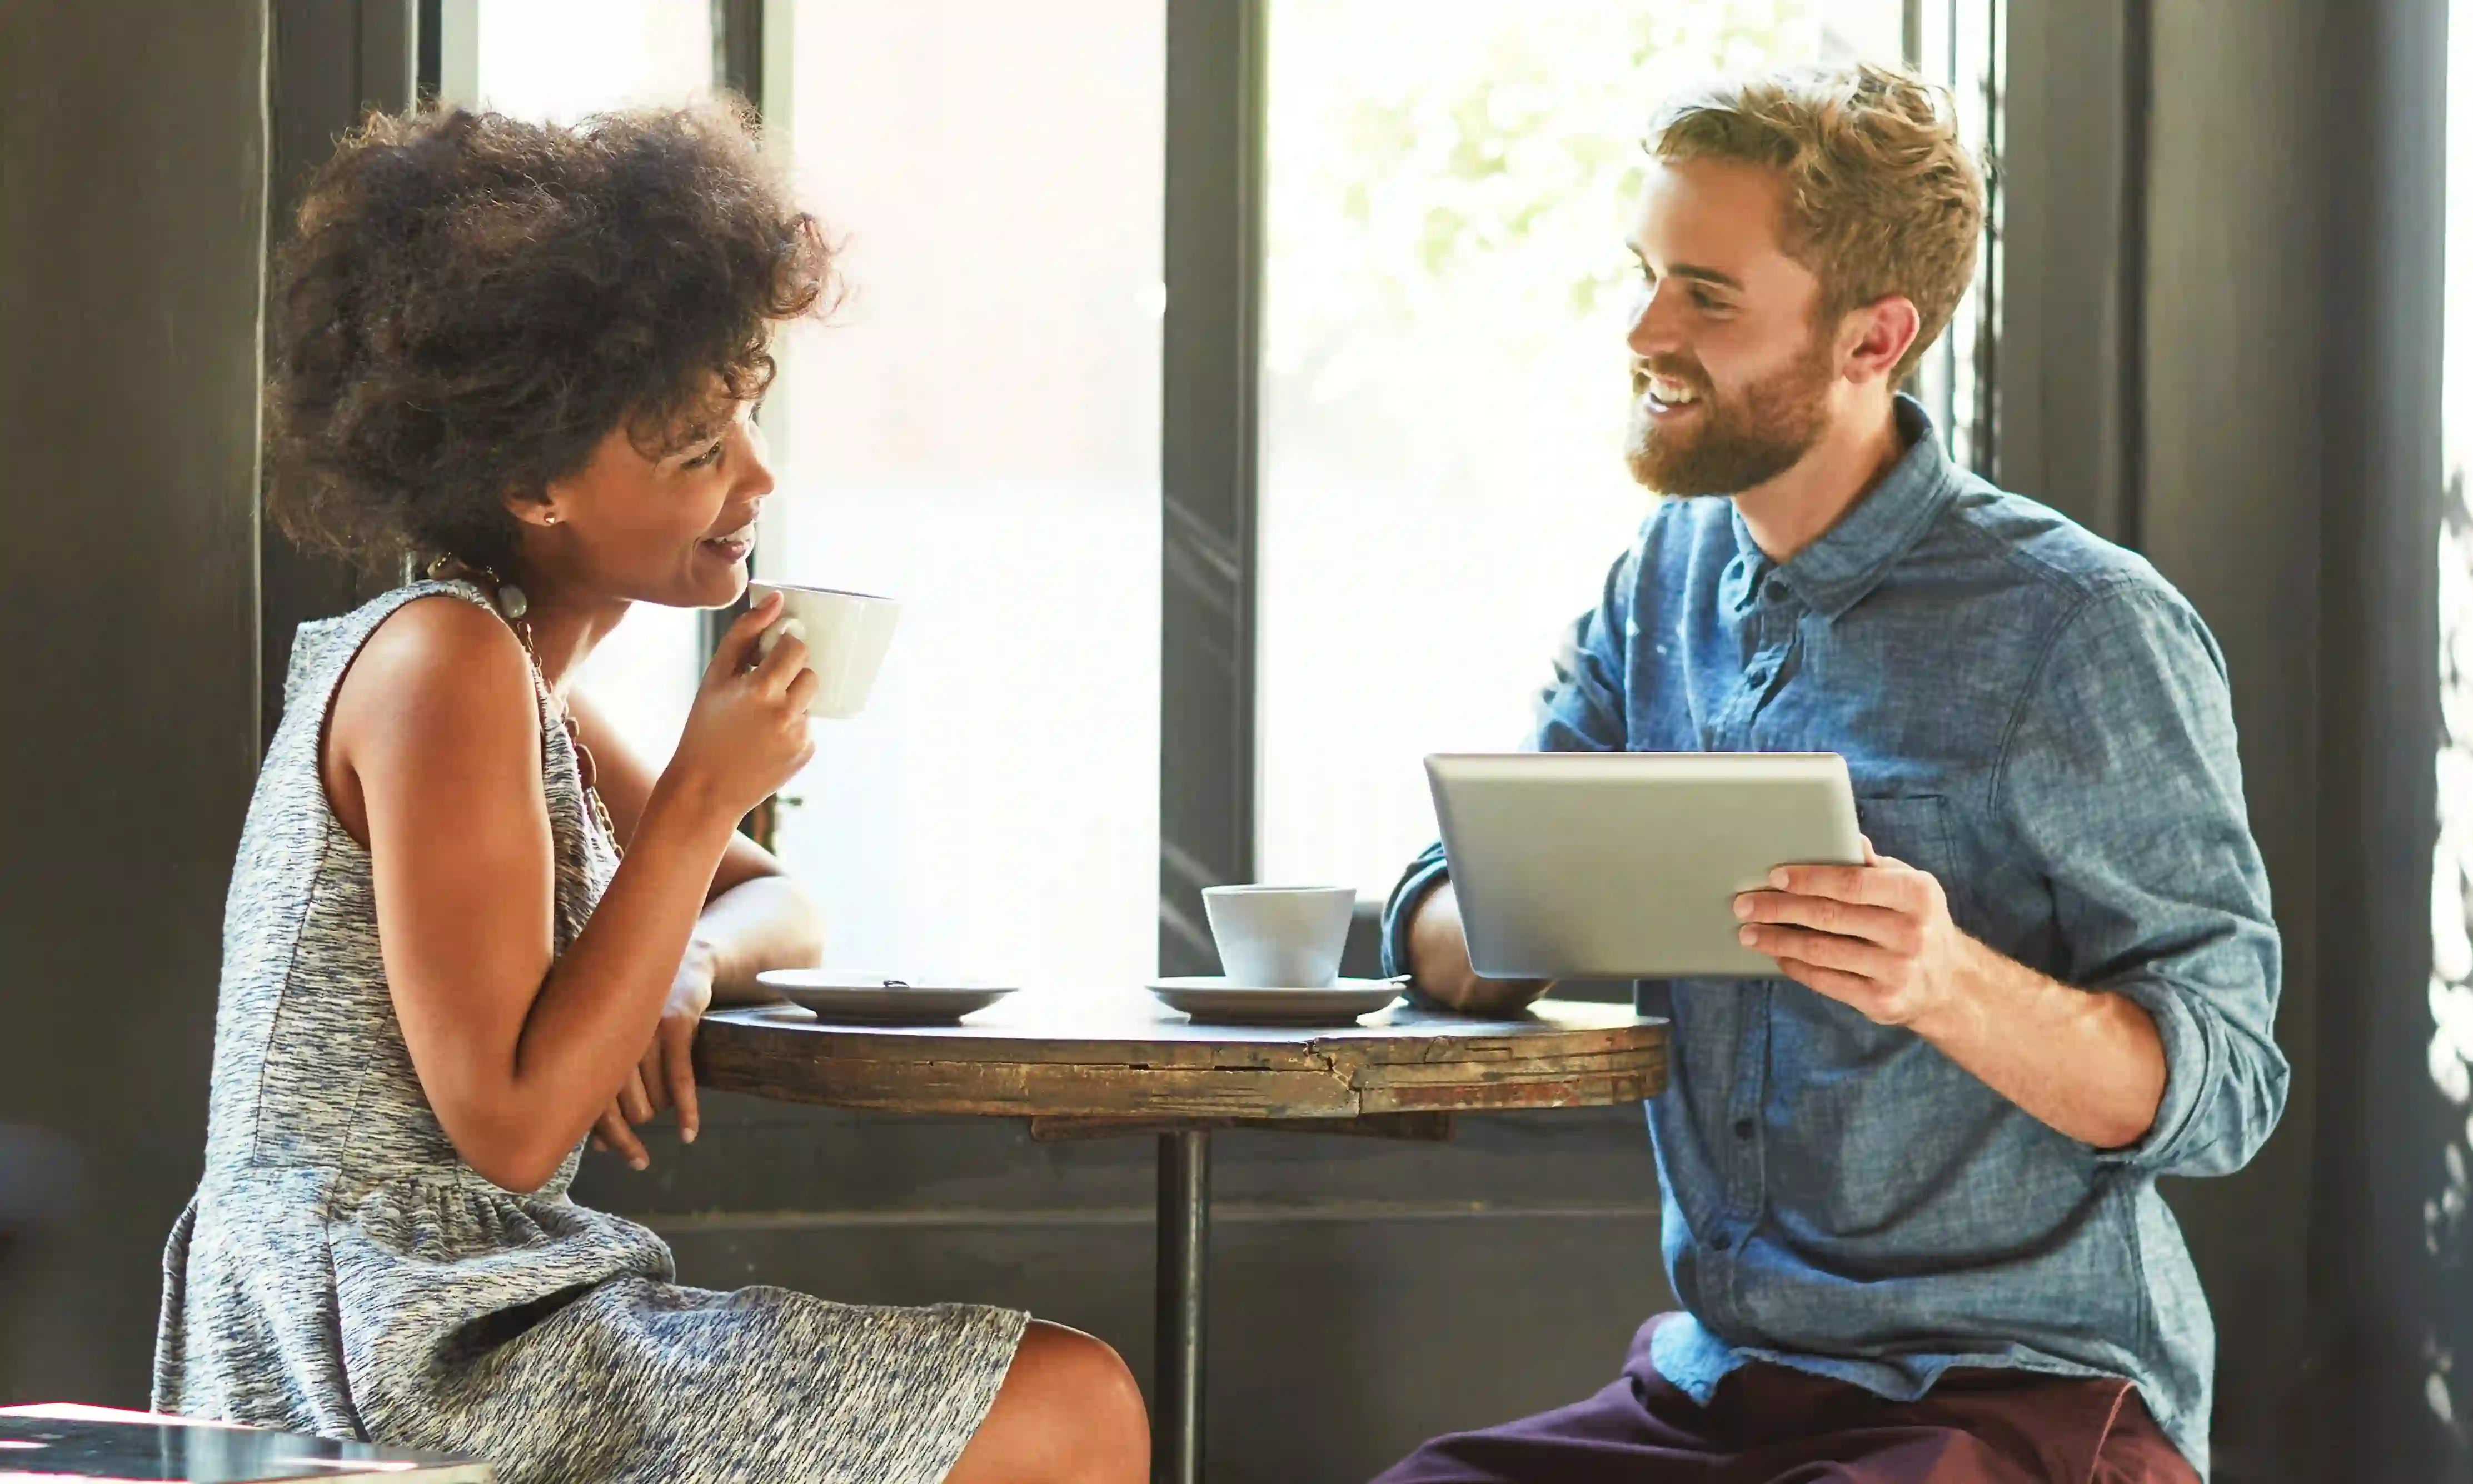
[{"xmin": 153, "ymin": 104, "xmax": 1147, "ymax": 1484}]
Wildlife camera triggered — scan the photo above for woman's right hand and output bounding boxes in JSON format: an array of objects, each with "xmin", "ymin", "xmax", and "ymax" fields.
[{"xmin": 661, "ymin": 592, "xmax": 820, "ymax": 823}]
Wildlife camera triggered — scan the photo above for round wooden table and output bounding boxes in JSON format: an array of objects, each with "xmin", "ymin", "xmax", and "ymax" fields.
[{"xmin": 696, "ymin": 993, "xmax": 1668, "ymax": 1484}]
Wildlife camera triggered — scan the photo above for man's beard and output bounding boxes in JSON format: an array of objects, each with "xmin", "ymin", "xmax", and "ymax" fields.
[{"xmin": 1624, "ymin": 334, "xmax": 1837, "ymax": 498}]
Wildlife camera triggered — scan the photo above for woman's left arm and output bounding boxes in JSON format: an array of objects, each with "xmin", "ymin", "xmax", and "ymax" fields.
[{"xmin": 572, "ymin": 688, "xmax": 824, "ymax": 1163}]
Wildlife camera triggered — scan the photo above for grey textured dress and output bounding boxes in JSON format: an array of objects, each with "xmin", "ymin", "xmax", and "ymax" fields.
[{"xmin": 154, "ymin": 579, "xmax": 1027, "ymax": 1483}]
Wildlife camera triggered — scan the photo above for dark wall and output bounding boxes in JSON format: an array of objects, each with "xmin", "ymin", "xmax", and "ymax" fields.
[
  {"xmin": 2312, "ymin": 0, "xmax": 2460, "ymax": 1479},
  {"xmin": 1997, "ymin": 0, "xmax": 2137, "ymax": 542},
  {"xmin": 261, "ymin": 0, "xmax": 413, "ymax": 750},
  {"xmin": 0, "ymin": 0, "xmax": 267, "ymax": 1401},
  {"xmin": 2139, "ymin": 1, "xmax": 2331, "ymax": 1476}
]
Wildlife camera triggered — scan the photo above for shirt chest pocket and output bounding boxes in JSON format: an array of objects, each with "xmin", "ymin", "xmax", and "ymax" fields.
[{"xmin": 1852, "ymin": 795, "xmax": 1976, "ymax": 932}]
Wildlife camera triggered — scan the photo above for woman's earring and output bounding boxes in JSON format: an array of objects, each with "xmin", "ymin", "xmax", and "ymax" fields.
[{"xmin": 544, "ymin": 513, "xmax": 561, "ymax": 526}]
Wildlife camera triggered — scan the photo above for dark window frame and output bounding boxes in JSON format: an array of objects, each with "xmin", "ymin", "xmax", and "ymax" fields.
[
  {"xmin": 1159, "ymin": 0, "xmax": 1266, "ymax": 977},
  {"xmin": 262, "ymin": 0, "xmax": 422, "ymax": 756}
]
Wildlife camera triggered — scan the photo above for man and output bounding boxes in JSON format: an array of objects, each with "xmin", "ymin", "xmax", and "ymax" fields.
[{"xmin": 1371, "ymin": 63, "xmax": 2285, "ymax": 1484}]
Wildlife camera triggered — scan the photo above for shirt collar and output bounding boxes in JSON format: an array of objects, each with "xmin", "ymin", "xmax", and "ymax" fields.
[{"xmin": 1728, "ymin": 394, "xmax": 1957, "ymax": 622}]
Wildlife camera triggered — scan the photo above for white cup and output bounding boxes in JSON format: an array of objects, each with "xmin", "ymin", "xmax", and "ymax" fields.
[
  {"xmin": 1202, "ymin": 885, "xmax": 1357, "ymax": 988},
  {"xmin": 747, "ymin": 581, "xmax": 901, "ymax": 720}
]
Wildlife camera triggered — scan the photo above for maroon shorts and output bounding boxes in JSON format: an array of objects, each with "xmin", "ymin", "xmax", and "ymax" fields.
[{"xmin": 1369, "ymin": 1316, "xmax": 2199, "ymax": 1484}]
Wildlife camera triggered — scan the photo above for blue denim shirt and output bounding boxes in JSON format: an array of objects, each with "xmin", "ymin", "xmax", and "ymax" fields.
[{"xmin": 1383, "ymin": 398, "xmax": 2286, "ymax": 1476}]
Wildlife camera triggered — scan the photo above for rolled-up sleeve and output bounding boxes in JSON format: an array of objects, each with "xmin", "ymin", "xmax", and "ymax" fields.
[
  {"xmin": 1995, "ymin": 579, "xmax": 2289, "ymax": 1176},
  {"xmin": 1382, "ymin": 536, "xmax": 1644, "ymax": 978},
  {"xmin": 1379, "ymin": 843, "xmax": 1451, "ymax": 980}
]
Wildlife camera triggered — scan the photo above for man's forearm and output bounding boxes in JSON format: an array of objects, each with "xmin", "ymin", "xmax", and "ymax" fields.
[
  {"xmin": 1404, "ymin": 882, "xmax": 1552, "ymax": 1015},
  {"xmin": 1909, "ymin": 938, "xmax": 2168, "ymax": 1150}
]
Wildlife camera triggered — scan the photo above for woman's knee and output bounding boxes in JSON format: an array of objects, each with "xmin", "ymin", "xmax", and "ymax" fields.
[
  {"xmin": 945, "ymin": 1320, "xmax": 1148, "ymax": 1484},
  {"xmin": 1010, "ymin": 1321, "xmax": 1148, "ymax": 1460}
]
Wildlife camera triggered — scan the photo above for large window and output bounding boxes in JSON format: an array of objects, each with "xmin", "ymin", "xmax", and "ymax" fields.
[
  {"xmin": 461, "ymin": 1, "xmax": 1165, "ymax": 992},
  {"xmin": 1253, "ymin": 0, "xmax": 1981, "ymax": 898},
  {"xmin": 457, "ymin": 0, "xmax": 1998, "ymax": 982}
]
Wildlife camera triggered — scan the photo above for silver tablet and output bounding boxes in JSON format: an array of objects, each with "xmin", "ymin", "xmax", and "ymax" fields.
[{"xmin": 1424, "ymin": 752, "xmax": 1864, "ymax": 980}]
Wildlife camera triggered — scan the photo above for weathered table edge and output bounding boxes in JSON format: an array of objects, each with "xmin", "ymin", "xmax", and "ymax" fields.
[{"xmin": 694, "ymin": 998, "xmax": 1669, "ymax": 1121}]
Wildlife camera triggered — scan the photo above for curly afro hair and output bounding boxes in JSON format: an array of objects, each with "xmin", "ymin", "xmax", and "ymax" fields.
[{"xmin": 265, "ymin": 101, "xmax": 836, "ymax": 573}]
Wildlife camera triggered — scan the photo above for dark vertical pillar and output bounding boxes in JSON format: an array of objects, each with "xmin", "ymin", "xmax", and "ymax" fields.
[
  {"xmin": 2313, "ymin": 0, "xmax": 2455, "ymax": 1478},
  {"xmin": 0, "ymin": 0, "xmax": 268, "ymax": 1401},
  {"xmin": 714, "ymin": 0, "xmax": 764, "ymax": 103},
  {"xmin": 262, "ymin": 1, "xmax": 416, "ymax": 748},
  {"xmin": 703, "ymin": 0, "xmax": 764, "ymax": 828},
  {"xmin": 2140, "ymin": 2, "xmax": 2332, "ymax": 1475},
  {"xmin": 1160, "ymin": 0, "xmax": 1265, "ymax": 979},
  {"xmin": 2111, "ymin": 0, "xmax": 2150, "ymax": 554},
  {"xmin": 1994, "ymin": 0, "xmax": 2137, "ymax": 541}
]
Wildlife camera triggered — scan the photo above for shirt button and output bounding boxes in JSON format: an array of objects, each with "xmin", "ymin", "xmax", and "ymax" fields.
[
  {"xmin": 1732, "ymin": 1117, "xmax": 1755, "ymax": 1140},
  {"xmin": 1764, "ymin": 577, "xmax": 1788, "ymax": 602}
]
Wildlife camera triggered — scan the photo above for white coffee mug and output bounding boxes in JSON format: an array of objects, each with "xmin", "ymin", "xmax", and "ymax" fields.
[
  {"xmin": 1202, "ymin": 884, "xmax": 1357, "ymax": 988},
  {"xmin": 747, "ymin": 581, "xmax": 901, "ymax": 720}
]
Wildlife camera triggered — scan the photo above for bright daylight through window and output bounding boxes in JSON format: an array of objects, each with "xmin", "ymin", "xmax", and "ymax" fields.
[
  {"xmin": 468, "ymin": 0, "xmax": 714, "ymax": 766},
  {"xmin": 1254, "ymin": 0, "xmax": 1978, "ymax": 901},
  {"xmin": 765, "ymin": 2, "xmax": 1165, "ymax": 993},
  {"xmin": 466, "ymin": 0, "xmax": 1993, "ymax": 986},
  {"xmin": 466, "ymin": 1, "xmax": 1165, "ymax": 994}
]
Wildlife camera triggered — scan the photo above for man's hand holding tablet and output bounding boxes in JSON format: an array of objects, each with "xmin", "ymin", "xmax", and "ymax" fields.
[{"xmin": 1732, "ymin": 837, "xmax": 1978, "ymax": 1032}]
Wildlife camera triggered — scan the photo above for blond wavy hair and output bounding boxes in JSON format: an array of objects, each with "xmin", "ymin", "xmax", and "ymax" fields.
[{"xmin": 1648, "ymin": 62, "xmax": 1984, "ymax": 382}]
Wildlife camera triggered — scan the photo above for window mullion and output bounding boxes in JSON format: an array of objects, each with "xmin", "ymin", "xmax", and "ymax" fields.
[{"xmin": 1159, "ymin": 0, "xmax": 1268, "ymax": 977}]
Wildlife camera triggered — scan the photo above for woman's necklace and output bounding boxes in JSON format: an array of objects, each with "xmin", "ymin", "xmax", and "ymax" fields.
[{"xmin": 423, "ymin": 554, "xmax": 624, "ymax": 856}]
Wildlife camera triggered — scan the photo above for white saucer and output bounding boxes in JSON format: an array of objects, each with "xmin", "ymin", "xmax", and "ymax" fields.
[
  {"xmin": 1145, "ymin": 976, "xmax": 1407, "ymax": 1026},
  {"xmin": 757, "ymin": 970, "xmax": 1018, "ymax": 1024}
]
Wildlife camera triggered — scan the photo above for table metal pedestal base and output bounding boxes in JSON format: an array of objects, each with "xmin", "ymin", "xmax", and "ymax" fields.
[{"xmin": 1154, "ymin": 1128, "xmax": 1210, "ymax": 1484}]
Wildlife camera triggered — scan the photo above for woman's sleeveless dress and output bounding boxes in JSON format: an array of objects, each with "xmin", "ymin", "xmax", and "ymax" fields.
[{"xmin": 153, "ymin": 579, "xmax": 1026, "ymax": 1483}]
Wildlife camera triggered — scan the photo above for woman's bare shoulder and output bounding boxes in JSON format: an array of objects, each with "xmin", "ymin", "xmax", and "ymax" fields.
[{"xmin": 335, "ymin": 593, "xmax": 536, "ymax": 757}]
